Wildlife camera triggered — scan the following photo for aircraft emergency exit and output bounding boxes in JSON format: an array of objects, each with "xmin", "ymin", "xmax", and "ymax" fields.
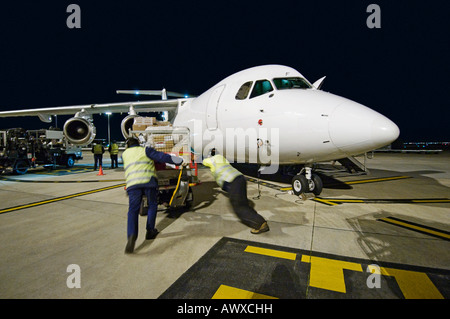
[{"xmin": 0, "ymin": 65, "xmax": 400, "ymax": 195}]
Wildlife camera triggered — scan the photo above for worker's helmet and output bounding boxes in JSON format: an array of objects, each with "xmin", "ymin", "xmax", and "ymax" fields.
[{"xmin": 126, "ymin": 137, "xmax": 140, "ymax": 148}]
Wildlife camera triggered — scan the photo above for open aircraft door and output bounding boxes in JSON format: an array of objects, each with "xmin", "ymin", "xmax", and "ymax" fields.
[{"xmin": 206, "ymin": 85, "xmax": 225, "ymax": 130}]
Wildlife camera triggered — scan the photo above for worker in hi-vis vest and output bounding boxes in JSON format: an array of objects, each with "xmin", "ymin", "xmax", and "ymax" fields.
[
  {"xmin": 108, "ymin": 140, "xmax": 119, "ymax": 168},
  {"xmin": 91, "ymin": 142, "xmax": 105, "ymax": 170},
  {"xmin": 202, "ymin": 149, "xmax": 269, "ymax": 234},
  {"xmin": 122, "ymin": 137, "xmax": 183, "ymax": 254}
]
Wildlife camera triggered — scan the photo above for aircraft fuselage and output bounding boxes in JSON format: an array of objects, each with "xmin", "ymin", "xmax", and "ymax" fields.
[{"xmin": 174, "ymin": 65, "xmax": 399, "ymax": 166}]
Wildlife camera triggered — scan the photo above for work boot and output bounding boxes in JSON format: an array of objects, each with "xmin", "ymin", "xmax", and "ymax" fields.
[
  {"xmin": 146, "ymin": 228, "xmax": 159, "ymax": 240},
  {"xmin": 251, "ymin": 222, "xmax": 270, "ymax": 234},
  {"xmin": 125, "ymin": 235, "xmax": 137, "ymax": 254}
]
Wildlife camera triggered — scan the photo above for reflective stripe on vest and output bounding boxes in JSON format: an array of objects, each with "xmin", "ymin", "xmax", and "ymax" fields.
[
  {"xmin": 122, "ymin": 147, "xmax": 156, "ymax": 188},
  {"xmin": 203, "ymin": 155, "xmax": 241, "ymax": 188}
]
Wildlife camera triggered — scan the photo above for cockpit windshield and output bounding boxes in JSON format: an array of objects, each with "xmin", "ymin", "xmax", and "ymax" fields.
[{"xmin": 273, "ymin": 77, "xmax": 312, "ymax": 90}]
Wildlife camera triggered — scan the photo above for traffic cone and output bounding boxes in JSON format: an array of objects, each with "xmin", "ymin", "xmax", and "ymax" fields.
[{"xmin": 97, "ymin": 165, "xmax": 105, "ymax": 176}]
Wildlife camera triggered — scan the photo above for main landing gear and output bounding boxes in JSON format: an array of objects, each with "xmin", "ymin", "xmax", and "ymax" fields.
[{"xmin": 291, "ymin": 166, "xmax": 323, "ymax": 196}]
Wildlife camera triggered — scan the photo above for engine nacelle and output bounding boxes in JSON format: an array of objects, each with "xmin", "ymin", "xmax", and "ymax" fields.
[
  {"xmin": 63, "ymin": 117, "xmax": 96, "ymax": 145},
  {"xmin": 121, "ymin": 114, "xmax": 138, "ymax": 139}
]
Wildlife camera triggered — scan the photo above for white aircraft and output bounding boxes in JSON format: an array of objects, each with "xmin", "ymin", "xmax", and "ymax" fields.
[{"xmin": 0, "ymin": 65, "xmax": 399, "ymax": 195}]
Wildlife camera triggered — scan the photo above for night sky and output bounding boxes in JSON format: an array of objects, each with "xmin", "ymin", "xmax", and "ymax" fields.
[{"xmin": 0, "ymin": 1, "xmax": 448, "ymax": 142}]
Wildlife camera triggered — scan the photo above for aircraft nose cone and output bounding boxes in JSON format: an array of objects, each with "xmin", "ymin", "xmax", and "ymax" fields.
[
  {"xmin": 329, "ymin": 101, "xmax": 400, "ymax": 153},
  {"xmin": 371, "ymin": 116, "xmax": 400, "ymax": 148}
]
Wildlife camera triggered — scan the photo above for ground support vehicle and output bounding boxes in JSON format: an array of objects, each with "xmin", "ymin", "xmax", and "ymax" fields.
[{"xmin": 0, "ymin": 128, "xmax": 82, "ymax": 174}]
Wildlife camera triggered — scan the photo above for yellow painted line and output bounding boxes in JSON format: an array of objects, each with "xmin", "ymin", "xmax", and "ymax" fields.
[
  {"xmin": 212, "ymin": 284, "xmax": 278, "ymax": 299},
  {"xmin": 312, "ymin": 197, "xmax": 339, "ymax": 206},
  {"xmin": 244, "ymin": 245, "xmax": 297, "ymax": 260},
  {"xmin": 345, "ymin": 176, "xmax": 411, "ymax": 185},
  {"xmin": 375, "ymin": 266, "xmax": 444, "ymax": 299},
  {"xmin": 0, "ymin": 177, "xmax": 125, "ymax": 183},
  {"xmin": 380, "ymin": 217, "xmax": 450, "ymax": 240},
  {"xmin": 301, "ymin": 255, "xmax": 311, "ymax": 263},
  {"xmin": 302, "ymin": 255, "xmax": 443, "ymax": 298},
  {"xmin": 330, "ymin": 199, "xmax": 364, "ymax": 203},
  {"xmin": 218, "ymin": 239, "xmax": 448, "ymax": 299},
  {"xmin": 0, "ymin": 183, "xmax": 126, "ymax": 215},
  {"xmin": 314, "ymin": 197, "xmax": 450, "ymax": 206},
  {"xmin": 301, "ymin": 254, "xmax": 363, "ymax": 294}
]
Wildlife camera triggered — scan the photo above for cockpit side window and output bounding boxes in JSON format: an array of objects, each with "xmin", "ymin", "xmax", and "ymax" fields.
[
  {"xmin": 250, "ymin": 80, "xmax": 273, "ymax": 99},
  {"xmin": 235, "ymin": 81, "xmax": 253, "ymax": 100},
  {"xmin": 273, "ymin": 77, "xmax": 312, "ymax": 90}
]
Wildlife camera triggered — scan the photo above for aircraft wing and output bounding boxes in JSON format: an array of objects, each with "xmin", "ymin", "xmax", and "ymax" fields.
[{"xmin": 0, "ymin": 99, "xmax": 179, "ymax": 122}]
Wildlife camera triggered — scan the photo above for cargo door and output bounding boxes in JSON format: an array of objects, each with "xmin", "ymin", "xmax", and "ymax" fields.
[{"xmin": 206, "ymin": 85, "xmax": 225, "ymax": 130}]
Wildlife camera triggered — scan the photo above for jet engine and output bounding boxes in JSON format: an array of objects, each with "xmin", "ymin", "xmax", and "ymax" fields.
[
  {"xmin": 121, "ymin": 114, "xmax": 138, "ymax": 139},
  {"xmin": 63, "ymin": 116, "xmax": 96, "ymax": 145}
]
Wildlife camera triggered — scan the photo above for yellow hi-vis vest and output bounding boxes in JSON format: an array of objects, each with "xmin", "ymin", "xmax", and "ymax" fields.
[
  {"xmin": 122, "ymin": 146, "xmax": 156, "ymax": 188},
  {"xmin": 93, "ymin": 144, "xmax": 103, "ymax": 154},
  {"xmin": 202, "ymin": 155, "xmax": 242, "ymax": 188},
  {"xmin": 110, "ymin": 143, "xmax": 119, "ymax": 155}
]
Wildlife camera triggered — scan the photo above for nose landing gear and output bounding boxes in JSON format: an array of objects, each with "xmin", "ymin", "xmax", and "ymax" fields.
[{"xmin": 291, "ymin": 166, "xmax": 323, "ymax": 196}]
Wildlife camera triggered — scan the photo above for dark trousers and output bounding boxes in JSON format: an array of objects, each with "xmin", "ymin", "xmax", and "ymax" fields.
[
  {"xmin": 127, "ymin": 187, "xmax": 158, "ymax": 238},
  {"xmin": 110, "ymin": 154, "xmax": 118, "ymax": 168},
  {"xmin": 93, "ymin": 154, "xmax": 103, "ymax": 170},
  {"xmin": 228, "ymin": 175, "xmax": 266, "ymax": 229}
]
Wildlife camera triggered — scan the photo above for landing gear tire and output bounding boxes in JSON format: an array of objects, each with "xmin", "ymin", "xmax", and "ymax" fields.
[
  {"xmin": 291, "ymin": 172, "xmax": 323, "ymax": 196},
  {"xmin": 66, "ymin": 155, "xmax": 75, "ymax": 168},
  {"xmin": 308, "ymin": 174, "xmax": 323, "ymax": 196},
  {"xmin": 291, "ymin": 175, "xmax": 308, "ymax": 196}
]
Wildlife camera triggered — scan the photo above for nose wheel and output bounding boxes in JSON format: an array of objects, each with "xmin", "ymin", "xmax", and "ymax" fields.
[
  {"xmin": 292, "ymin": 175, "xmax": 308, "ymax": 195},
  {"xmin": 291, "ymin": 167, "xmax": 323, "ymax": 196}
]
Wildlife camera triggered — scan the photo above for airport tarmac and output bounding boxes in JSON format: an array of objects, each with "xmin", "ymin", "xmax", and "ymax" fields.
[{"xmin": 0, "ymin": 152, "xmax": 448, "ymax": 299}]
